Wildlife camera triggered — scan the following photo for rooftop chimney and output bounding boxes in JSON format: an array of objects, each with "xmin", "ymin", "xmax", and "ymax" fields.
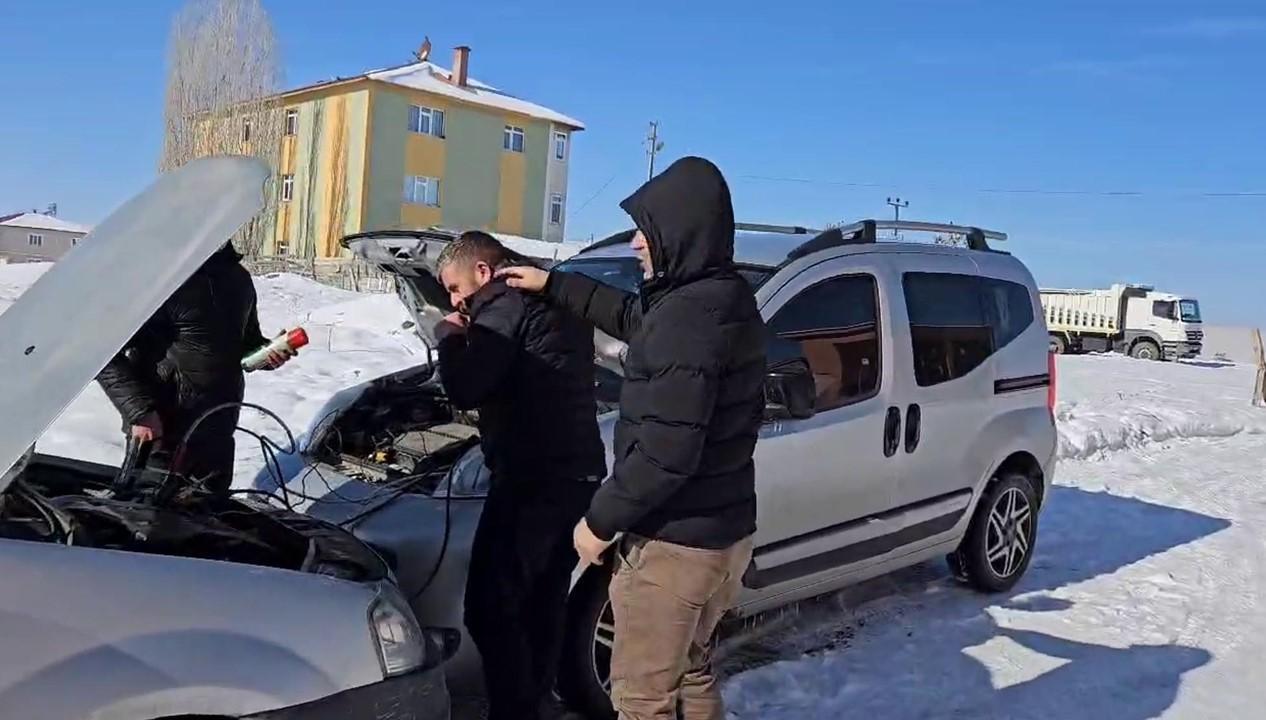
[{"xmin": 451, "ymin": 46, "xmax": 470, "ymax": 88}]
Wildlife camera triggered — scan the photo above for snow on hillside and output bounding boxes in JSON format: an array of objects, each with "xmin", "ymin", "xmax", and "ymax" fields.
[{"xmin": 1202, "ymin": 325, "xmax": 1259, "ymax": 364}]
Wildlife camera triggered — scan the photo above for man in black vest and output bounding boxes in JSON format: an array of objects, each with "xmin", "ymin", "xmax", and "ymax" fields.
[{"xmin": 434, "ymin": 231, "xmax": 606, "ymax": 720}]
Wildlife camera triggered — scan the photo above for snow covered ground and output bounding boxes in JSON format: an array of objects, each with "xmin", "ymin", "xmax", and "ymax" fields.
[
  {"xmin": 5, "ymin": 264, "xmax": 1266, "ymax": 718},
  {"xmin": 721, "ymin": 359, "xmax": 1266, "ymax": 718}
]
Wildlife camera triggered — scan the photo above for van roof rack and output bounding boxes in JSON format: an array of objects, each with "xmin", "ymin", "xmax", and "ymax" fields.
[
  {"xmin": 579, "ymin": 219, "xmax": 1008, "ymax": 257},
  {"xmin": 784, "ymin": 219, "xmax": 1007, "ymax": 261}
]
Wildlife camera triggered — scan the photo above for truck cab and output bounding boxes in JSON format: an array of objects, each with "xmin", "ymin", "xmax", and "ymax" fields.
[{"xmin": 1124, "ymin": 291, "xmax": 1203, "ymax": 359}]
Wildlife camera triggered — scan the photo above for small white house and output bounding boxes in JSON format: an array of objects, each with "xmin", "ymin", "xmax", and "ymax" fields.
[{"xmin": 0, "ymin": 212, "xmax": 92, "ymax": 263}]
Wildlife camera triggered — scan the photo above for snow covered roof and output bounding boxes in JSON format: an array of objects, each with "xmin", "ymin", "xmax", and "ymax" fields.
[
  {"xmin": 287, "ymin": 59, "xmax": 584, "ymax": 130},
  {"xmin": 0, "ymin": 213, "xmax": 91, "ymax": 234}
]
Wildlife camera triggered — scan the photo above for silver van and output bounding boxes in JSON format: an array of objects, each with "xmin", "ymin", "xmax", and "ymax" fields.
[{"xmin": 262, "ymin": 220, "xmax": 1058, "ymax": 717}]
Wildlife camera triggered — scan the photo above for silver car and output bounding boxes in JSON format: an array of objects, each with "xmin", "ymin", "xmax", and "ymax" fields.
[
  {"xmin": 0, "ymin": 157, "xmax": 456, "ymax": 720},
  {"xmin": 260, "ymin": 220, "xmax": 1058, "ymax": 717}
]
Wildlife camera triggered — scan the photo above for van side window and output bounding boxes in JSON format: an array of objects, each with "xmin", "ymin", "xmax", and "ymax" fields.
[
  {"xmin": 767, "ymin": 274, "xmax": 880, "ymax": 411},
  {"xmin": 984, "ymin": 278, "xmax": 1035, "ymax": 350},
  {"xmin": 903, "ymin": 272, "xmax": 993, "ymax": 387}
]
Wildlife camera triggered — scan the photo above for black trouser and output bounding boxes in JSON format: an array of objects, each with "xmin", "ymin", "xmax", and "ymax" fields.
[
  {"xmin": 464, "ymin": 476, "xmax": 598, "ymax": 720},
  {"xmin": 149, "ymin": 400, "xmax": 241, "ymax": 494}
]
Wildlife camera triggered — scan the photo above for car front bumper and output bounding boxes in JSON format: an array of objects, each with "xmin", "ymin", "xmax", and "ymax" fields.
[{"xmin": 244, "ymin": 666, "xmax": 450, "ymax": 720}]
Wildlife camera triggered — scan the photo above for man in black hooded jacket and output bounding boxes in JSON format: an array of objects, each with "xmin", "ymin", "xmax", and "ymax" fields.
[
  {"xmin": 501, "ymin": 157, "xmax": 767, "ymax": 720},
  {"xmin": 96, "ymin": 243, "xmax": 291, "ymax": 492}
]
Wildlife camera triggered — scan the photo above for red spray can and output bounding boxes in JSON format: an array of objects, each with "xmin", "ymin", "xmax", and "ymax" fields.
[{"xmin": 242, "ymin": 327, "xmax": 309, "ymax": 372}]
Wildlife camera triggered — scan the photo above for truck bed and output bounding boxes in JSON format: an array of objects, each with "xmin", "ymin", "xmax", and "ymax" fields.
[{"xmin": 1040, "ymin": 288, "xmax": 1123, "ymax": 334}]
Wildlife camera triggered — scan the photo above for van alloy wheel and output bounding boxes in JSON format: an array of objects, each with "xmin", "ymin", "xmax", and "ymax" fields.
[
  {"xmin": 559, "ymin": 572, "xmax": 618, "ymax": 718},
  {"xmin": 953, "ymin": 473, "xmax": 1039, "ymax": 593},
  {"xmin": 592, "ymin": 599, "xmax": 615, "ymax": 693},
  {"xmin": 985, "ymin": 487, "xmax": 1032, "ymax": 579}
]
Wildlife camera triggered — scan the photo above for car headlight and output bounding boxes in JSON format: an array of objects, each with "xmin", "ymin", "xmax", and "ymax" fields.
[
  {"xmin": 369, "ymin": 595, "xmax": 426, "ymax": 676},
  {"xmin": 369, "ymin": 594, "xmax": 462, "ymax": 677}
]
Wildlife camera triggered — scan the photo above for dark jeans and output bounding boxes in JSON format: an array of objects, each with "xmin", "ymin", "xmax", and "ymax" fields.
[
  {"xmin": 464, "ymin": 477, "xmax": 598, "ymax": 720},
  {"xmin": 149, "ymin": 402, "xmax": 241, "ymax": 494}
]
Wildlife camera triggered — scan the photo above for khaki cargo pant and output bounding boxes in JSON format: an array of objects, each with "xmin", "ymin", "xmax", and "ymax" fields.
[{"xmin": 609, "ymin": 534, "xmax": 754, "ymax": 720}]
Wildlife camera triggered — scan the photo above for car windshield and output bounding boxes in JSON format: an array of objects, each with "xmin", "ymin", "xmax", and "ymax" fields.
[
  {"xmin": 554, "ymin": 256, "xmax": 773, "ymax": 291},
  {"xmin": 1180, "ymin": 299, "xmax": 1201, "ymax": 323}
]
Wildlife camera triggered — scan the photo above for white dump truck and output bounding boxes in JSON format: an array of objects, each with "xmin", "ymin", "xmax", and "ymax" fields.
[{"xmin": 1041, "ymin": 284, "xmax": 1203, "ymax": 360}]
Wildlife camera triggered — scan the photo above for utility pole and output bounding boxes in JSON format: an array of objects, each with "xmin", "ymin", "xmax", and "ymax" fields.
[
  {"xmin": 886, "ymin": 196, "xmax": 909, "ymax": 239},
  {"xmin": 645, "ymin": 121, "xmax": 664, "ymax": 180}
]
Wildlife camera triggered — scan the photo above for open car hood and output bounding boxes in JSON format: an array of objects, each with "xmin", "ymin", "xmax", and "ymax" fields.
[
  {"xmin": 0, "ymin": 156, "xmax": 270, "ymax": 492},
  {"xmin": 343, "ymin": 230, "xmax": 628, "ymax": 375}
]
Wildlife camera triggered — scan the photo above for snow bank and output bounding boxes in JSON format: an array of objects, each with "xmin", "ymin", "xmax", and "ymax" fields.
[
  {"xmin": 0, "ymin": 266, "xmax": 425, "ymax": 482},
  {"xmin": 1055, "ymin": 354, "xmax": 1266, "ymax": 460}
]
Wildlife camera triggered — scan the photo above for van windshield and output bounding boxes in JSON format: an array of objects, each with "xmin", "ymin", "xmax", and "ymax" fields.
[{"xmin": 1179, "ymin": 299, "xmax": 1201, "ymax": 323}]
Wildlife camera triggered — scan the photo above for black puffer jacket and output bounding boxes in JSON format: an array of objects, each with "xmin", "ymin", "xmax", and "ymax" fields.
[
  {"xmin": 437, "ymin": 280, "xmax": 607, "ymax": 487},
  {"xmin": 547, "ymin": 156, "xmax": 768, "ymax": 549},
  {"xmin": 96, "ymin": 244, "xmax": 267, "ymax": 441}
]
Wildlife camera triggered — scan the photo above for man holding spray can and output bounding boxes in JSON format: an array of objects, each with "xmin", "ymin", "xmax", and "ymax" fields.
[{"xmin": 97, "ymin": 242, "xmax": 300, "ymax": 493}]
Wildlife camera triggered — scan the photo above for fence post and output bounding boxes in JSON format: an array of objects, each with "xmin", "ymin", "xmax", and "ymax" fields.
[{"xmin": 1253, "ymin": 328, "xmax": 1265, "ymax": 407}]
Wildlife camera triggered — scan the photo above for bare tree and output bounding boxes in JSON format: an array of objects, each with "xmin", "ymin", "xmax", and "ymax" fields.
[
  {"xmin": 160, "ymin": 0, "xmax": 283, "ymax": 258},
  {"xmin": 933, "ymin": 233, "xmax": 967, "ymax": 247}
]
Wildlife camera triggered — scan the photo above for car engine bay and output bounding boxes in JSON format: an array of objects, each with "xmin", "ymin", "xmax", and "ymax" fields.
[
  {"xmin": 315, "ymin": 375, "xmax": 480, "ymax": 493},
  {"xmin": 0, "ymin": 452, "xmax": 386, "ymax": 582}
]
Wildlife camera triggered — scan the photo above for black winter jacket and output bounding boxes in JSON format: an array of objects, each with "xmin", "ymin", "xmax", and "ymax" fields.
[
  {"xmin": 437, "ymin": 280, "xmax": 607, "ymax": 487},
  {"xmin": 96, "ymin": 245, "xmax": 268, "ymax": 438},
  {"xmin": 547, "ymin": 156, "xmax": 768, "ymax": 549}
]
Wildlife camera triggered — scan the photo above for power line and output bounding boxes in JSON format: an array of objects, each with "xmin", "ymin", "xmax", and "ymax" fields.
[
  {"xmin": 571, "ymin": 171, "xmax": 620, "ymax": 217},
  {"xmin": 738, "ymin": 174, "xmax": 1266, "ymax": 199}
]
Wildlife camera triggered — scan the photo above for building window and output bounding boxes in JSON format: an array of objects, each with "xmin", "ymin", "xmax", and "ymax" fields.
[
  {"xmin": 408, "ymin": 105, "xmax": 446, "ymax": 138},
  {"xmin": 404, "ymin": 175, "xmax": 441, "ymax": 207},
  {"xmin": 27, "ymin": 233, "xmax": 43, "ymax": 247},
  {"xmin": 71, "ymin": 237, "xmax": 81, "ymax": 246},
  {"xmin": 281, "ymin": 174, "xmax": 294, "ymax": 202},
  {"xmin": 242, "ymin": 119, "xmax": 252, "ymax": 143},
  {"xmin": 503, "ymin": 125, "xmax": 525, "ymax": 153},
  {"xmin": 549, "ymin": 194, "xmax": 564, "ymax": 225},
  {"xmin": 554, "ymin": 131, "xmax": 567, "ymax": 160},
  {"xmin": 284, "ymin": 109, "xmax": 298, "ymax": 136}
]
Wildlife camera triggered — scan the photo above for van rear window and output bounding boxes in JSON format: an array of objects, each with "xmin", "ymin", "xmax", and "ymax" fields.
[{"xmin": 902, "ymin": 273, "xmax": 1035, "ymax": 387}]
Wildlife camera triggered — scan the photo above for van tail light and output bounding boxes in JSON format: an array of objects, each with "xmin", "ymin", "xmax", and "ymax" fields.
[{"xmin": 1047, "ymin": 351, "xmax": 1058, "ymax": 416}]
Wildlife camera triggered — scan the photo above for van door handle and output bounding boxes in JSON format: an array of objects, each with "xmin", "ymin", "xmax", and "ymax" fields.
[
  {"xmin": 905, "ymin": 403, "xmax": 922, "ymax": 454},
  {"xmin": 883, "ymin": 406, "xmax": 901, "ymax": 458}
]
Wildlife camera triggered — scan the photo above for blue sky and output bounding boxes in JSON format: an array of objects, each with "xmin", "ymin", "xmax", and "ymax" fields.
[{"xmin": 1, "ymin": 0, "xmax": 1263, "ymax": 324}]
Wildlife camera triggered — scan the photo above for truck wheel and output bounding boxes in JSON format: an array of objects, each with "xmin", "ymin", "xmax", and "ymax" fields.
[
  {"xmin": 1130, "ymin": 339, "xmax": 1162, "ymax": 361},
  {"xmin": 951, "ymin": 473, "xmax": 1038, "ymax": 593},
  {"xmin": 1049, "ymin": 335, "xmax": 1067, "ymax": 355},
  {"xmin": 558, "ymin": 569, "xmax": 617, "ymax": 719}
]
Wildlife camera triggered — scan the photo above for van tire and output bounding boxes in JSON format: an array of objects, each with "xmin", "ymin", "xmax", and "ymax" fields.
[
  {"xmin": 558, "ymin": 570, "xmax": 617, "ymax": 719},
  {"xmin": 954, "ymin": 473, "xmax": 1038, "ymax": 593},
  {"xmin": 1130, "ymin": 339, "xmax": 1162, "ymax": 361},
  {"xmin": 1049, "ymin": 335, "xmax": 1068, "ymax": 355}
]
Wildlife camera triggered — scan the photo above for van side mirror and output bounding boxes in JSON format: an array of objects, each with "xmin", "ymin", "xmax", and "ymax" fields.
[{"xmin": 764, "ymin": 362, "xmax": 816, "ymax": 421}]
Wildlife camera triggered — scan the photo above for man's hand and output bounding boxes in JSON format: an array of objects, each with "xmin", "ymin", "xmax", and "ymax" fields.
[
  {"xmin": 497, "ymin": 266, "xmax": 550, "ymax": 293},
  {"xmin": 131, "ymin": 411, "xmax": 163, "ymax": 443},
  {"xmin": 574, "ymin": 518, "xmax": 614, "ymax": 566},
  {"xmin": 434, "ymin": 312, "xmax": 468, "ymax": 342},
  {"xmin": 259, "ymin": 332, "xmax": 297, "ymax": 371}
]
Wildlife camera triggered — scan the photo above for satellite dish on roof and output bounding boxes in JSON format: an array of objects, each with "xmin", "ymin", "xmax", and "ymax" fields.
[{"xmin": 415, "ymin": 36, "xmax": 432, "ymax": 63}]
